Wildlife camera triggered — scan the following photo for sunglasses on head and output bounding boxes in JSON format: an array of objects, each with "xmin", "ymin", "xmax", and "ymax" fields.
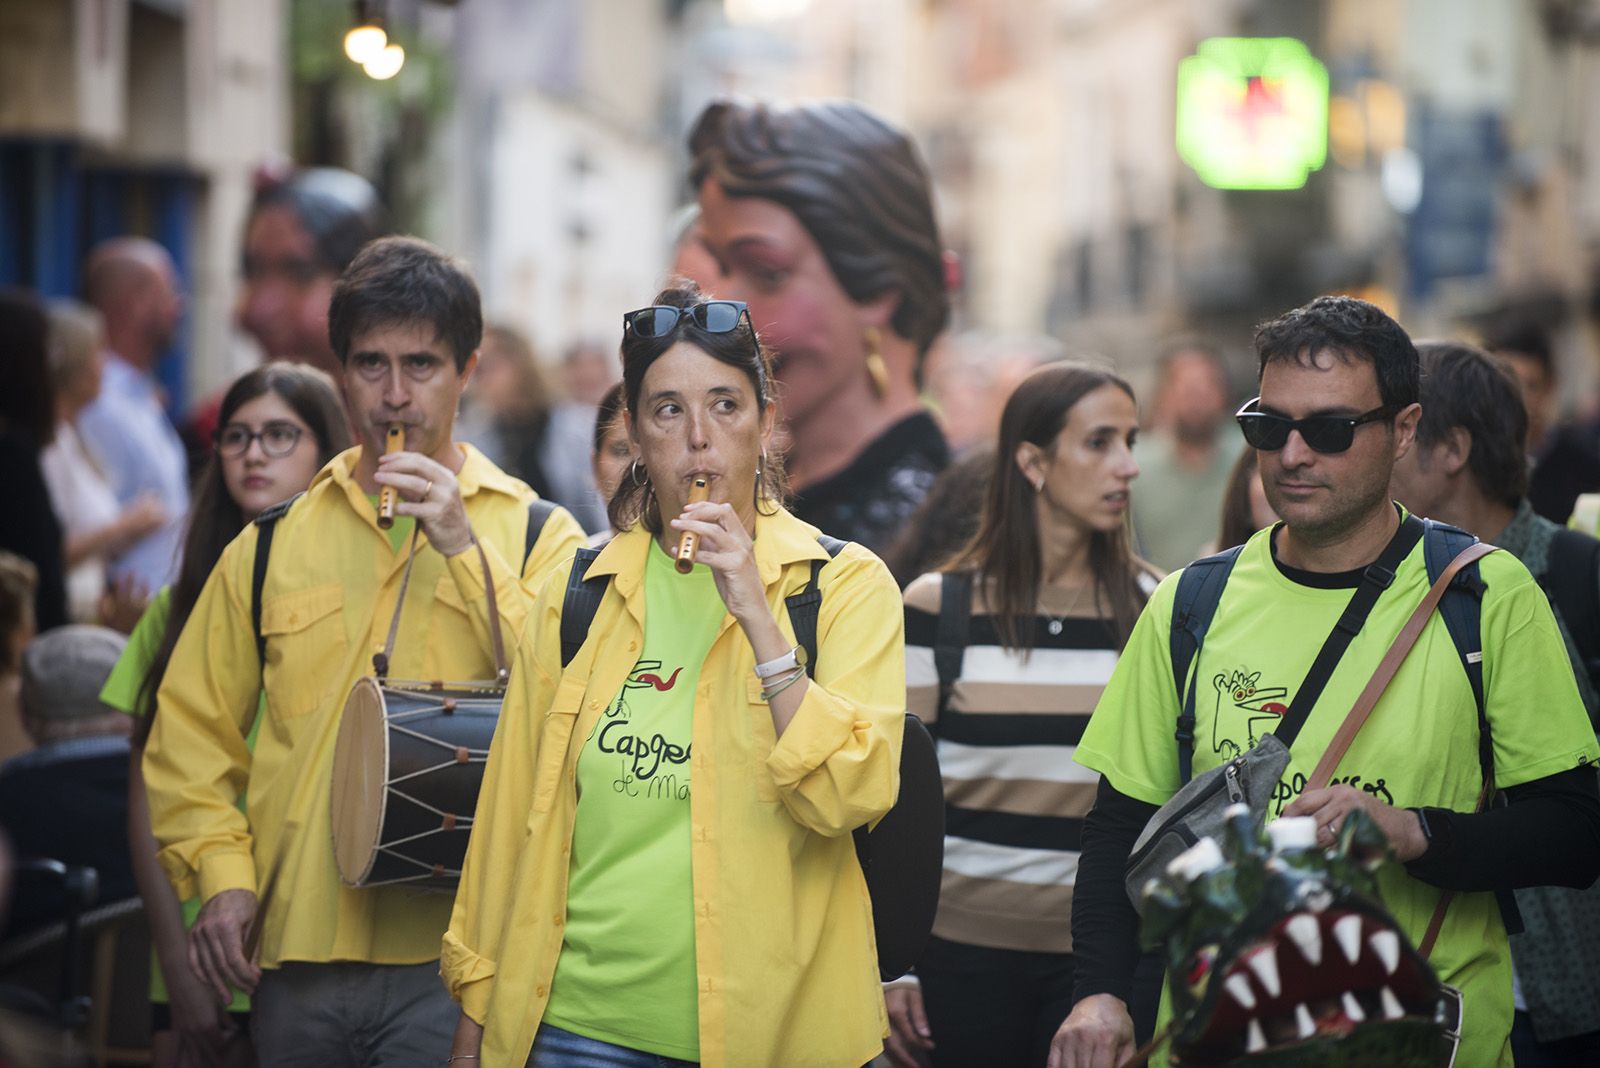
[
  {"xmin": 1235, "ymin": 397, "xmax": 1399, "ymax": 454},
  {"xmin": 623, "ymin": 300, "xmax": 751, "ymax": 340}
]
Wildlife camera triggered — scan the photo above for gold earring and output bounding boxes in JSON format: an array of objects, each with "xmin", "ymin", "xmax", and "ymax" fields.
[{"xmin": 864, "ymin": 327, "xmax": 889, "ymax": 400}]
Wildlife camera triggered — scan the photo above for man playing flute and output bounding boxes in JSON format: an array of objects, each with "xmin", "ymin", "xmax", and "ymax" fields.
[{"xmin": 142, "ymin": 236, "xmax": 585, "ymax": 1065}]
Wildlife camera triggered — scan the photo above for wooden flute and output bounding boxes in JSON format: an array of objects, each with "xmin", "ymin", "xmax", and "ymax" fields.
[
  {"xmin": 376, "ymin": 423, "xmax": 404, "ymax": 529},
  {"xmin": 675, "ymin": 478, "xmax": 711, "ymax": 573}
]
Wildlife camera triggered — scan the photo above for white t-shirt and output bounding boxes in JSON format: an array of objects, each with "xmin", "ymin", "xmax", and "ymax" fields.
[{"xmin": 40, "ymin": 421, "xmax": 121, "ymax": 622}]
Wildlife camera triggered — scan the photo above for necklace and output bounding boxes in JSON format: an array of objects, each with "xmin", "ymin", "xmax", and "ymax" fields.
[{"xmin": 1042, "ymin": 582, "xmax": 1091, "ymax": 636}]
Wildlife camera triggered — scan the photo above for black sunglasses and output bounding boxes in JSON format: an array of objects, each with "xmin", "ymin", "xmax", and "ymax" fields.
[
  {"xmin": 1235, "ymin": 398, "xmax": 1399, "ymax": 454},
  {"xmin": 623, "ymin": 300, "xmax": 751, "ymax": 339}
]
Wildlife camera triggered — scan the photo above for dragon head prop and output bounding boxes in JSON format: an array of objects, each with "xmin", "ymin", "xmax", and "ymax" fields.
[{"xmin": 1139, "ymin": 805, "xmax": 1460, "ymax": 1067}]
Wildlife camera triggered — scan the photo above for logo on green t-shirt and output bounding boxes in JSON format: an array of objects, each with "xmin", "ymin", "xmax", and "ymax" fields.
[{"xmin": 597, "ymin": 658, "xmax": 694, "ymax": 798}]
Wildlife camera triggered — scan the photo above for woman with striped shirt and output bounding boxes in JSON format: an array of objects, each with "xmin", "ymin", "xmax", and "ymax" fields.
[{"xmin": 884, "ymin": 362, "xmax": 1159, "ymax": 1068}]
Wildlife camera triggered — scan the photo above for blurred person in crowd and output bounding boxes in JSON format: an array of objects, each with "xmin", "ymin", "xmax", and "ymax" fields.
[
  {"xmin": 184, "ymin": 168, "xmax": 390, "ymax": 465},
  {"xmin": 561, "ymin": 338, "xmax": 621, "ymax": 408},
  {"xmin": 1054, "ymin": 297, "xmax": 1600, "ymax": 1068},
  {"xmin": 885, "ymin": 364, "xmax": 1160, "ymax": 1068},
  {"xmin": 458, "ymin": 326, "xmax": 607, "ymax": 532},
  {"xmin": 101, "ymin": 364, "xmax": 348, "ymax": 1068},
  {"xmin": 691, "ymin": 98, "xmax": 953, "ymax": 555},
  {"xmin": 40, "ymin": 301, "xmax": 167, "ymax": 625},
  {"xmin": 1213, "ymin": 448, "xmax": 1279, "ymax": 552},
  {"xmin": 237, "ymin": 167, "xmax": 391, "ymax": 376},
  {"xmin": 924, "ymin": 333, "xmax": 1060, "ymax": 456},
  {"xmin": 667, "ymin": 204, "xmax": 720, "ymax": 293},
  {"xmin": 142, "ymin": 237, "xmax": 584, "ymax": 1067},
  {"xmin": 1389, "ymin": 338, "xmax": 1600, "ymax": 1068},
  {"xmin": 1130, "ymin": 338, "xmax": 1242, "ymax": 570},
  {"xmin": 0, "ymin": 555, "xmax": 38, "ymax": 766},
  {"xmin": 443, "ymin": 282, "xmax": 903, "ymax": 1067},
  {"xmin": 882, "ymin": 448, "xmax": 995, "ymax": 588},
  {"xmin": 586, "ymin": 382, "xmax": 631, "ymax": 547},
  {"xmin": 77, "ymin": 237, "xmax": 189, "ymax": 596},
  {"xmin": 0, "ymin": 625, "xmax": 131, "ymax": 938},
  {"xmin": 0, "ymin": 288, "xmax": 69, "ymax": 634},
  {"xmin": 1486, "ymin": 319, "xmax": 1600, "ymax": 526}
]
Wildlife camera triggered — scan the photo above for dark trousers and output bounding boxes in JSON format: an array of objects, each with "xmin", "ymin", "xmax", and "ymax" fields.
[
  {"xmin": 1511, "ymin": 1011, "xmax": 1600, "ymax": 1068},
  {"xmin": 251, "ymin": 960, "xmax": 456, "ymax": 1067},
  {"xmin": 917, "ymin": 938, "xmax": 1163, "ymax": 1068}
]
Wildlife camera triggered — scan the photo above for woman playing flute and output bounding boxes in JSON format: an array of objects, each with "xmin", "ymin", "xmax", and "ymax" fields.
[{"xmin": 442, "ymin": 283, "xmax": 906, "ymax": 1067}]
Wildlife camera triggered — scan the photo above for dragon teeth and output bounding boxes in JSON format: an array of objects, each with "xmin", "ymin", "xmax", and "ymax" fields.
[
  {"xmin": 1332, "ymin": 914, "xmax": 1363, "ymax": 965},
  {"xmin": 1380, "ymin": 986, "xmax": 1405, "ymax": 1020},
  {"xmin": 1246, "ymin": 947, "xmax": 1282, "ymax": 998},
  {"xmin": 1342, "ymin": 991, "xmax": 1366, "ymax": 1022},
  {"xmin": 1295, "ymin": 1003, "xmax": 1315, "ymax": 1039},
  {"xmin": 1224, "ymin": 973, "xmax": 1257, "ymax": 1010},
  {"xmin": 1285, "ymin": 913, "xmax": 1322, "ymax": 965},
  {"xmin": 1246, "ymin": 1018, "xmax": 1267, "ymax": 1053},
  {"xmin": 1370, "ymin": 929, "xmax": 1400, "ymax": 975}
]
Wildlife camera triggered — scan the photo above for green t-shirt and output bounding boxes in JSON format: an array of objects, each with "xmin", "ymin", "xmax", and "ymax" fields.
[
  {"xmin": 366, "ymin": 494, "xmax": 416, "ymax": 554},
  {"xmin": 543, "ymin": 543, "xmax": 723, "ymax": 1060},
  {"xmin": 1076, "ymin": 521, "xmax": 1600, "ymax": 1068},
  {"xmin": 101, "ymin": 586, "xmax": 261, "ymax": 1011}
]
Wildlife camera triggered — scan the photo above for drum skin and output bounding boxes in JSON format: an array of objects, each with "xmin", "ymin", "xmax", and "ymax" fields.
[{"xmin": 330, "ymin": 677, "xmax": 503, "ymax": 889}]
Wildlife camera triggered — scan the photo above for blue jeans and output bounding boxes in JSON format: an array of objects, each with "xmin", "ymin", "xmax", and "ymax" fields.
[{"xmin": 527, "ymin": 1023, "xmax": 698, "ymax": 1068}]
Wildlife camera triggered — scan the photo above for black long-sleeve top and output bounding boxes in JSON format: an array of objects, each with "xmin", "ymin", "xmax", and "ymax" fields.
[{"xmin": 1070, "ymin": 767, "xmax": 1600, "ymax": 1006}]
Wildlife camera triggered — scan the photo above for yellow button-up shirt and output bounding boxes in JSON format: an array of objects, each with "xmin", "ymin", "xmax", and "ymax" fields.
[
  {"xmin": 144, "ymin": 444, "xmax": 585, "ymax": 968},
  {"xmin": 443, "ymin": 507, "xmax": 905, "ymax": 1067}
]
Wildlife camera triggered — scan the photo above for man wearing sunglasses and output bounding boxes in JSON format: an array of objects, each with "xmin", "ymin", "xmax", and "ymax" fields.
[{"xmin": 1052, "ymin": 296, "xmax": 1600, "ymax": 1068}]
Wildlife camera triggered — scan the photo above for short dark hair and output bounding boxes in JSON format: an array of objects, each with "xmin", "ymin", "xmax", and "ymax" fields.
[
  {"xmin": 1414, "ymin": 340, "xmax": 1527, "ymax": 508},
  {"xmin": 689, "ymin": 98, "xmax": 949, "ymax": 363},
  {"xmin": 1481, "ymin": 317, "xmax": 1554, "ymax": 378},
  {"xmin": 608, "ymin": 282, "xmax": 785, "ymax": 534},
  {"xmin": 1253, "ymin": 295, "xmax": 1419, "ymax": 409},
  {"xmin": 327, "ymin": 236, "xmax": 482, "ymax": 371},
  {"xmin": 0, "ymin": 287, "xmax": 55, "ymax": 448}
]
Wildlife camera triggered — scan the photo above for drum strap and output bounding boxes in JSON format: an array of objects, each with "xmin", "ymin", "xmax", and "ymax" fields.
[{"xmin": 374, "ymin": 530, "xmax": 510, "ymax": 684}]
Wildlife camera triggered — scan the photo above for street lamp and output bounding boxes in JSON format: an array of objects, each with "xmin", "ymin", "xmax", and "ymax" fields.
[
  {"xmin": 344, "ymin": 22, "xmax": 388, "ymax": 65},
  {"xmin": 363, "ymin": 42, "xmax": 406, "ymax": 81}
]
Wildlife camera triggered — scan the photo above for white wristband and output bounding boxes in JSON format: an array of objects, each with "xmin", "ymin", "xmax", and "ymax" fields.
[{"xmin": 754, "ymin": 645, "xmax": 806, "ymax": 680}]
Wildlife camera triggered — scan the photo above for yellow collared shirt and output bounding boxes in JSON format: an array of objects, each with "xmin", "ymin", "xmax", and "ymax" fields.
[
  {"xmin": 443, "ymin": 507, "xmax": 905, "ymax": 1068},
  {"xmin": 144, "ymin": 444, "xmax": 585, "ymax": 968}
]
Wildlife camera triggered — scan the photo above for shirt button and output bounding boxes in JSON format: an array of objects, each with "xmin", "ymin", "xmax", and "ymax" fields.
[
  {"xmin": 536, "ymin": 984, "xmax": 547, "ymax": 998},
  {"xmin": 553, "ymin": 914, "xmax": 563, "ymax": 926},
  {"xmin": 628, "ymin": 640, "xmax": 637, "ymax": 652},
  {"xmin": 588, "ymin": 699, "xmax": 599, "ymax": 710}
]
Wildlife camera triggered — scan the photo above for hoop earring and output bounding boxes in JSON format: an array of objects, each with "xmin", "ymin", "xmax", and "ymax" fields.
[
  {"xmin": 864, "ymin": 327, "xmax": 889, "ymax": 399},
  {"xmin": 629, "ymin": 459, "xmax": 648, "ymax": 487}
]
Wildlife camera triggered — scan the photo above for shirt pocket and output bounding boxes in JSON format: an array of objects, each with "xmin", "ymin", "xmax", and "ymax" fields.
[
  {"xmin": 425, "ymin": 576, "xmax": 486, "ymax": 682},
  {"xmin": 531, "ymin": 674, "xmax": 589, "ymax": 812},
  {"xmin": 746, "ymin": 675, "xmax": 781, "ymax": 801},
  {"xmin": 259, "ymin": 584, "xmax": 347, "ymax": 721}
]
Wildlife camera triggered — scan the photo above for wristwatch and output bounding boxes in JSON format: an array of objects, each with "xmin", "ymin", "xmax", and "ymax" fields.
[{"xmin": 754, "ymin": 645, "xmax": 808, "ymax": 680}]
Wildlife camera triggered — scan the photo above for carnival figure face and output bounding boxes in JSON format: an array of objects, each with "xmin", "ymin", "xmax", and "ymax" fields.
[
  {"xmin": 695, "ymin": 179, "xmax": 892, "ymax": 432},
  {"xmin": 219, "ymin": 391, "xmax": 323, "ymax": 520},
  {"xmin": 341, "ymin": 321, "xmax": 475, "ymax": 464},
  {"xmin": 627, "ymin": 340, "xmax": 775, "ymax": 525},
  {"xmin": 238, "ymin": 204, "xmax": 339, "ymax": 370},
  {"xmin": 1020, "ymin": 384, "xmax": 1140, "ymax": 536},
  {"xmin": 1255, "ymin": 355, "xmax": 1418, "ymax": 543}
]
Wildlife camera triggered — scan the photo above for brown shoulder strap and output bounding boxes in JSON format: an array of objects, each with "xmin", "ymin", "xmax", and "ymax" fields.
[
  {"xmin": 1306, "ymin": 542, "xmax": 1498, "ymax": 791},
  {"xmin": 373, "ymin": 530, "xmax": 508, "ymax": 683}
]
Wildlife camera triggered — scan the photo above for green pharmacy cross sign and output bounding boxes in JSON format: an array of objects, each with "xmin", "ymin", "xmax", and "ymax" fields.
[{"xmin": 1176, "ymin": 37, "xmax": 1329, "ymax": 190}]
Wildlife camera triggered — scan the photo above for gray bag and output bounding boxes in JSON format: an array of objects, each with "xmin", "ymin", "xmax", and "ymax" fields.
[{"xmin": 1123, "ymin": 734, "xmax": 1290, "ymax": 912}]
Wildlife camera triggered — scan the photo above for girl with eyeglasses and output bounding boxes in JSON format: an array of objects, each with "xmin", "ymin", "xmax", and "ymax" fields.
[
  {"xmin": 101, "ymin": 363, "xmax": 348, "ymax": 1068},
  {"xmin": 885, "ymin": 364, "xmax": 1164, "ymax": 1068},
  {"xmin": 443, "ymin": 283, "xmax": 906, "ymax": 1068}
]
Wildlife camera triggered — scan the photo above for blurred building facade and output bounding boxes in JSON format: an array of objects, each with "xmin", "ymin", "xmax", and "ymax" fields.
[{"xmin": 0, "ymin": 0, "xmax": 289, "ymax": 405}]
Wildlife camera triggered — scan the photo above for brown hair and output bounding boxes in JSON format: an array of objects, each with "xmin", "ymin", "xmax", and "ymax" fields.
[
  {"xmin": 947, "ymin": 363, "xmax": 1153, "ymax": 652},
  {"xmin": 1217, "ymin": 449, "xmax": 1264, "ymax": 551},
  {"xmin": 689, "ymin": 98, "xmax": 949, "ymax": 363},
  {"xmin": 608, "ymin": 283, "xmax": 787, "ymax": 535},
  {"xmin": 0, "ymin": 552, "xmax": 38, "ymax": 674}
]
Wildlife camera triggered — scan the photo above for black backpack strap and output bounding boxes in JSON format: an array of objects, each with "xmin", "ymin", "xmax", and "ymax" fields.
[
  {"xmin": 251, "ymin": 493, "xmax": 302, "ymax": 666},
  {"xmin": 559, "ymin": 547, "xmax": 608, "ymax": 668},
  {"xmin": 1170, "ymin": 546, "xmax": 1245, "ymax": 784},
  {"xmin": 788, "ymin": 535, "xmax": 848, "ymax": 679},
  {"xmin": 934, "ymin": 572, "xmax": 974, "ymax": 721},
  {"xmin": 1544, "ymin": 527, "xmax": 1600, "ymax": 702},
  {"xmin": 523, "ymin": 498, "xmax": 559, "ymax": 568}
]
